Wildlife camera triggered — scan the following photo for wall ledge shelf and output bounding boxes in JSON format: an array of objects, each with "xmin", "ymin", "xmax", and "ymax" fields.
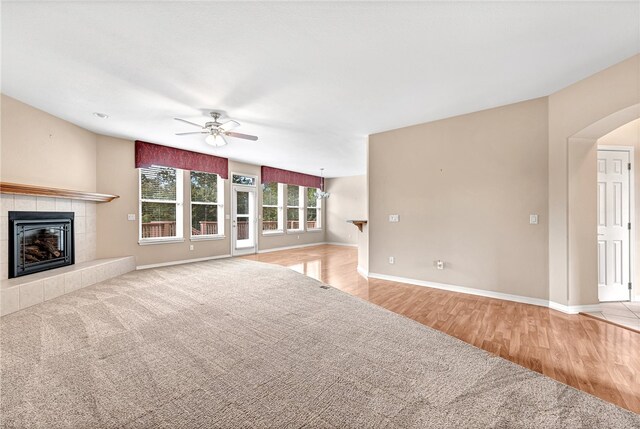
[
  {"xmin": 0, "ymin": 182, "xmax": 119, "ymax": 203},
  {"xmin": 347, "ymin": 220, "xmax": 367, "ymax": 232}
]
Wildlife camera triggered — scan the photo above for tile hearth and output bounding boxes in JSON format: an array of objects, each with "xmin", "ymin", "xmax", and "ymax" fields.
[{"xmin": 0, "ymin": 256, "xmax": 135, "ymax": 316}]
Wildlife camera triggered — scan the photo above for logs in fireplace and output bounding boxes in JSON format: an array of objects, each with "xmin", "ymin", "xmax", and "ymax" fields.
[{"xmin": 8, "ymin": 211, "xmax": 74, "ymax": 278}]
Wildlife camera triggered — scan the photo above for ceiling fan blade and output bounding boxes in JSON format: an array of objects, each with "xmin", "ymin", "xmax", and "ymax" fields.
[
  {"xmin": 174, "ymin": 117, "xmax": 204, "ymax": 128},
  {"xmin": 219, "ymin": 120, "xmax": 240, "ymax": 131},
  {"xmin": 225, "ymin": 131, "xmax": 258, "ymax": 141},
  {"xmin": 175, "ymin": 131, "xmax": 208, "ymax": 135}
]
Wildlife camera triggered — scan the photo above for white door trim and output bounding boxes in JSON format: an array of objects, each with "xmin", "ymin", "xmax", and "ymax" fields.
[{"xmin": 597, "ymin": 145, "xmax": 635, "ymax": 301}]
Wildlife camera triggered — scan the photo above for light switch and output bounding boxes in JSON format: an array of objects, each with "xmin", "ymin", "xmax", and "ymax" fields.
[
  {"xmin": 529, "ymin": 214, "xmax": 539, "ymax": 225},
  {"xmin": 127, "ymin": 214, "xmax": 136, "ymax": 221},
  {"xmin": 389, "ymin": 214, "xmax": 399, "ymax": 223}
]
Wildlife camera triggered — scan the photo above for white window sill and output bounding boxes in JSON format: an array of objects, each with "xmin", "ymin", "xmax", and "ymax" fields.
[
  {"xmin": 262, "ymin": 230, "xmax": 284, "ymax": 236},
  {"xmin": 286, "ymin": 230, "xmax": 304, "ymax": 235},
  {"xmin": 190, "ymin": 235, "xmax": 226, "ymax": 241},
  {"xmin": 307, "ymin": 228, "xmax": 323, "ymax": 233},
  {"xmin": 139, "ymin": 237, "xmax": 185, "ymax": 246}
]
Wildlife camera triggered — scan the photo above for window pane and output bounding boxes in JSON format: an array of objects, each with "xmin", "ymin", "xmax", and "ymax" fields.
[
  {"xmin": 307, "ymin": 188, "xmax": 318, "ymax": 208},
  {"xmin": 262, "ymin": 182, "xmax": 278, "ymax": 206},
  {"xmin": 232, "ymin": 175, "xmax": 256, "ymax": 185},
  {"xmin": 263, "ymin": 207, "xmax": 278, "ymax": 231},
  {"xmin": 141, "ymin": 202, "xmax": 177, "ymax": 238},
  {"xmin": 287, "ymin": 185, "xmax": 299, "ymax": 206},
  {"xmin": 190, "ymin": 171, "xmax": 217, "ymax": 203},
  {"xmin": 307, "ymin": 208, "xmax": 317, "ymax": 229},
  {"xmin": 192, "ymin": 204, "xmax": 219, "ymax": 235},
  {"xmin": 141, "ymin": 166, "xmax": 177, "ymax": 201},
  {"xmin": 287, "ymin": 208, "xmax": 300, "ymax": 230}
]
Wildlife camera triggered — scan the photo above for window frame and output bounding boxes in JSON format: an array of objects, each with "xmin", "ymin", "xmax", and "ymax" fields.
[
  {"xmin": 286, "ymin": 184, "xmax": 305, "ymax": 233},
  {"xmin": 190, "ymin": 171, "xmax": 225, "ymax": 241},
  {"xmin": 262, "ymin": 183, "xmax": 284, "ymax": 235},
  {"xmin": 138, "ymin": 166, "xmax": 184, "ymax": 245},
  {"xmin": 306, "ymin": 187, "xmax": 322, "ymax": 231}
]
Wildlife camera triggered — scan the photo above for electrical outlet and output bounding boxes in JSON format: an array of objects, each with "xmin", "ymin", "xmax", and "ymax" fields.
[
  {"xmin": 388, "ymin": 256, "xmax": 395, "ymax": 264},
  {"xmin": 389, "ymin": 214, "xmax": 399, "ymax": 223},
  {"xmin": 127, "ymin": 214, "xmax": 136, "ymax": 221},
  {"xmin": 189, "ymin": 245, "xmax": 194, "ymax": 251},
  {"xmin": 529, "ymin": 214, "xmax": 539, "ymax": 225},
  {"xmin": 436, "ymin": 260, "xmax": 444, "ymax": 270}
]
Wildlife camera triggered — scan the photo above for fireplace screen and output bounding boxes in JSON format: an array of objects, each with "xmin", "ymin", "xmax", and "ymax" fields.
[{"xmin": 9, "ymin": 212, "xmax": 74, "ymax": 278}]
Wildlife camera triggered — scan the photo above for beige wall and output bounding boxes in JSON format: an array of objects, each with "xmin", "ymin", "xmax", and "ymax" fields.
[
  {"xmin": 368, "ymin": 98, "xmax": 549, "ymax": 300},
  {"xmin": 325, "ymin": 175, "xmax": 367, "ymax": 245},
  {"xmin": 1, "ymin": 95, "xmax": 97, "ymax": 191},
  {"xmin": 96, "ymin": 138, "xmax": 325, "ymax": 265},
  {"xmin": 549, "ymin": 54, "xmax": 640, "ymax": 306}
]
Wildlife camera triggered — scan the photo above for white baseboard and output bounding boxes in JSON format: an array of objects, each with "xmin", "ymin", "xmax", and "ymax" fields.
[
  {"xmin": 326, "ymin": 242, "xmax": 358, "ymax": 247},
  {"xmin": 136, "ymin": 254, "xmax": 231, "ymax": 270},
  {"xmin": 257, "ymin": 242, "xmax": 328, "ymax": 254},
  {"xmin": 367, "ymin": 272, "xmax": 600, "ymax": 315},
  {"xmin": 547, "ymin": 301, "xmax": 602, "ymax": 314},
  {"xmin": 357, "ymin": 265, "xmax": 368, "ymax": 278}
]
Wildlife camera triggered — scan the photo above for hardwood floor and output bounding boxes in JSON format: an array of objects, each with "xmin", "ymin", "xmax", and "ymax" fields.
[{"xmin": 243, "ymin": 244, "xmax": 640, "ymax": 414}]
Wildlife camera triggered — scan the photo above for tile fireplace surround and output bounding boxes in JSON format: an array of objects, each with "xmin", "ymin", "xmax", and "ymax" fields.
[
  {"xmin": 0, "ymin": 193, "xmax": 135, "ymax": 316},
  {"xmin": 1, "ymin": 194, "xmax": 96, "ymax": 279}
]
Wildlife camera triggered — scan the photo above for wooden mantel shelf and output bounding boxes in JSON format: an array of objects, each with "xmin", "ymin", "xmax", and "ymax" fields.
[
  {"xmin": 0, "ymin": 182, "xmax": 119, "ymax": 203},
  {"xmin": 347, "ymin": 220, "xmax": 367, "ymax": 232}
]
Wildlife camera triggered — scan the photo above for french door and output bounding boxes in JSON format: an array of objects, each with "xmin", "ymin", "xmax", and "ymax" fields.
[{"xmin": 232, "ymin": 186, "xmax": 257, "ymax": 255}]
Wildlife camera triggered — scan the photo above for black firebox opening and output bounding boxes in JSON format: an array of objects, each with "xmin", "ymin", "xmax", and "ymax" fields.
[{"xmin": 8, "ymin": 211, "xmax": 75, "ymax": 278}]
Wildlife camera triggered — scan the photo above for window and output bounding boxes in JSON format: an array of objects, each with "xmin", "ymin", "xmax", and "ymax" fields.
[
  {"xmin": 262, "ymin": 182, "xmax": 284, "ymax": 233},
  {"xmin": 191, "ymin": 171, "xmax": 224, "ymax": 238},
  {"xmin": 306, "ymin": 187, "xmax": 322, "ymax": 230},
  {"xmin": 139, "ymin": 166, "xmax": 183, "ymax": 242},
  {"xmin": 232, "ymin": 174, "xmax": 256, "ymax": 186},
  {"xmin": 287, "ymin": 185, "xmax": 304, "ymax": 231}
]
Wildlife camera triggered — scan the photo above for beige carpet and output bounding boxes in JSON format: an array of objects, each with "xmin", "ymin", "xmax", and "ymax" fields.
[{"xmin": 1, "ymin": 258, "xmax": 638, "ymax": 428}]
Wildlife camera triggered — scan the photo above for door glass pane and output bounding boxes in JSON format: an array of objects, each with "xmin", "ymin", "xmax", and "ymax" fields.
[
  {"xmin": 236, "ymin": 191, "xmax": 249, "ymax": 215},
  {"xmin": 237, "ymin": 216, "xmax": 249, "ymax": 240}
]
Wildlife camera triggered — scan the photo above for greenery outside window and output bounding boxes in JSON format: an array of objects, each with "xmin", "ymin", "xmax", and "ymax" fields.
[
  {"xmin": 191, "ymin": 171, "xmax": 225, "ymax": 239},
  {"xmin": 262, "ymin": 182, "xmax": 284, "ymax": 233},
  {"xmin": 139, "ymin": 166, "xmax": 183, "ymax": 242},
  {"xmin": 306, "ymin": 187, "xmax": 322, "ymax": 230},
  {"xmin": 286, "ymin": 185, "xmax": 305, "ymax": 232}
]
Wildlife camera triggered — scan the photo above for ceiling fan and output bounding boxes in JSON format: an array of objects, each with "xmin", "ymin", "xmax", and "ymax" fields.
[{"xmin": 174, "ymin": 112, "xmax": 258, "ymax": 147}]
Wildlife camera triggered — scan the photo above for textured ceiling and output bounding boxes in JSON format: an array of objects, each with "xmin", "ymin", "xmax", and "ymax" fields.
[{"xmin": 2, "ymin": 2, "xmax": 639, "ymax": 176}]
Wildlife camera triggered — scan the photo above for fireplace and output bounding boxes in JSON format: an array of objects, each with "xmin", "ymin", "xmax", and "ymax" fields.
[{"xmin": 8, "ymin": 211, "xmax": 75, "ymax": 278}]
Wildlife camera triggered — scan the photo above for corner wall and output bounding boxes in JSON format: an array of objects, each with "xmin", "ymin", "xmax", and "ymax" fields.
[{"xmin": 325, "ymin": 175, "xmax": 367, "ymax": 245}]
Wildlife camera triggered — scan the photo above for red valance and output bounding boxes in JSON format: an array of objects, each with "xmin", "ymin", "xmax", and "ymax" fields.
[
  {"xmin": 135, "ymin": 141, "xmax": 228, "ymax": 179},
  {"xmin": 261, "ymin": 166, "xmax": 323, "ymax": 190}
]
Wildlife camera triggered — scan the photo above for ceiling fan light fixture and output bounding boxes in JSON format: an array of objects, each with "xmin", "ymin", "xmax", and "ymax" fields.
[{"xmin": 205, "ymin": 132, "xmax": 227, "ymax": 147}]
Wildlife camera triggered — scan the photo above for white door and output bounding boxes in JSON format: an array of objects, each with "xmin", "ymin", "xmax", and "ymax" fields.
[
  {"xmin": 597, "ymin": 149, "xmax": 632, "ymax": 302},
  {"xmin": 232, "ymin": 186, "xmax": 257, "ymax": 255}
]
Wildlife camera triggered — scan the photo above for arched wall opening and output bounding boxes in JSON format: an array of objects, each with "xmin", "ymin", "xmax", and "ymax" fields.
[{"xmin": 567, "ymin": 103, "xmax": 640, "ymax": 305}]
